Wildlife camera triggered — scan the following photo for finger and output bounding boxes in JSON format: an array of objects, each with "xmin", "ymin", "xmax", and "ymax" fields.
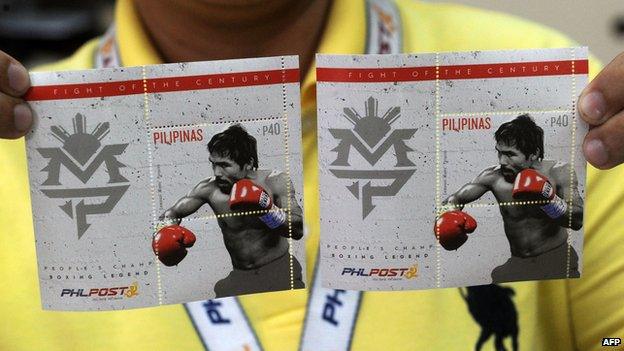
[
  {"xmin": 0, "ymin": 51, "xmax": 30, "ymax": 97},
  {"xmin": 578, "ymin": 52, "xmax": 624, "ymax": 126},
  {"xmin": 583, "ymin": 110, "xmax": 624, "ymax": 169},
  {"xmin": 0, "ymin": 91, "xmax": 33, "ymax": 139}
]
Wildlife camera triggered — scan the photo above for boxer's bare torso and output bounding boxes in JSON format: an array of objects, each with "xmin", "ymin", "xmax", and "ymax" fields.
[
  {"xmin": 444, "ymin": 160, "xmax": 581, "ymax": 257},
  {"xmin": 163, "ymin": 170, "xmax": 291, "ymax": 269}
]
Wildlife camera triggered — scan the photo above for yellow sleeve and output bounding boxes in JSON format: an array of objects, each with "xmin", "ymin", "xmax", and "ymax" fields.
[{"xmin": 571, "ymin": 167, "xmax": 624, "ymax": 350}]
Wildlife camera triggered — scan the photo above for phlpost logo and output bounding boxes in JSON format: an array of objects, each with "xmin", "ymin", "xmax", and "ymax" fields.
[
  {"xmin": 60, "ymin": 282, "xmax": 139, "ymax": 299},
  {"xmin": 341, "ymin": 264, "xmax": 418, "ymax": 280}
]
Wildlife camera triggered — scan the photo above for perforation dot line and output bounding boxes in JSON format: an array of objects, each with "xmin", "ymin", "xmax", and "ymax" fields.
[
  {"xmin": 141, "ymin": 66, "xmax": 163, "ymax": 306},
  {"xmin": 434, "ymin": 53, "xmax": 441, "ymax": 289},
  {"xmin": 281, "ymin": 56, "xmax": 295, "ymax": 290},
  {"xmin": 150, "ymin": 116, "xmax": 282, "ymax": 131},
  {"xmin": 440, "ymin": 109, "xmax": 574, "ymax": 118},
  {"xmin": 566, "ymin": 47, "xmax": 578, "ymax": 279}
]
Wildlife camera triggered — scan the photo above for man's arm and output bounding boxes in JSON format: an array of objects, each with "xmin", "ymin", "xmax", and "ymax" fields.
[
  {"xmin": 159, "ymin": 178, "xmax": 211, "ymax": 224},
  {"xmin": 436, "ymin": 169, "xmax": 491, "ymax": 250},
  {"xmin": 553, "ymin": 163, "xmax": 583, "ymax": 230},
  {"xmin": 153, "ymin": 180, "xmax": 208, "ymax": 267},
  {"xmin": 268, "ymin": 172, "xmax": 304, "ymax": 240},
  {"xmin": 442, "ymin": 168, "xmax": 493, "ymax": 210}
]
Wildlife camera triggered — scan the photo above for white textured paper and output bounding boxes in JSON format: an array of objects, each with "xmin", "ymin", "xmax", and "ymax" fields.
[
  {"xmin": 317, "ymin": 48, "xmax": 588, "ymax": 290},
  {"xmin": 26, "ymin": 56, "xmax": 305, "ymax": 310}
]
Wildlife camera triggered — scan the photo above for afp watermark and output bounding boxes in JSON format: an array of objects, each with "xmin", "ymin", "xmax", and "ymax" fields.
[{"xmin": 602, "ymin": 337, "xmax": 621, "ymax": 347}]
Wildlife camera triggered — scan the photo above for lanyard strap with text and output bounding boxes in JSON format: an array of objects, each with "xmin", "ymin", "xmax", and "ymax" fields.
[
  {"xmin": 299, "ymin": 1, "xmax": 402, "ymax": 350},
  {"xmin": 93, "ymin": 22, "xmax": 264, "ymax": 351}
]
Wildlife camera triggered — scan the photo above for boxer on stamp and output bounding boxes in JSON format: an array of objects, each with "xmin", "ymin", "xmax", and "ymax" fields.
[
  {"xmin": 152, "ymin": 123, "xmax": 305, "ymax": 297},
  {"xmin": 436, "ymin": 114, "xmax": 583, "ymax": 283}
]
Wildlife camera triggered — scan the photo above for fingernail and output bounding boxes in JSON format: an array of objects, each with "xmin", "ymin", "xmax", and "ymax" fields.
[
  {"xmin": 7, "ymin": 62, "xmax": 29, "ymax": 94},
  {"xmin": 584, "ymin": 138, "xmax": 608, "ymax": 167},
  {"xmin": 13, "ymin": 104, "xmax": 32, "ymax": 132},
  {"xmin": 580, "ymin": 91, "xmax": 606, "ymax": 122}
]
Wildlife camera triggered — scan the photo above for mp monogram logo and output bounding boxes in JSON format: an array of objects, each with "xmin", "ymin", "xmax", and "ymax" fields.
[
  {"xmin": 329, "ymin": 97, "xmax": 416, "ymax": 218},
  {"xmin": 37, "ymin": 113, "xmax": 130, "ymax": 238}
]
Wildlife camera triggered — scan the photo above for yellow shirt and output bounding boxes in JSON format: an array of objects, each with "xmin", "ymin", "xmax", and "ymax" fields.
[{"xmin": 1, "ymin": 0, "xmax": 622, "ymax": 350}]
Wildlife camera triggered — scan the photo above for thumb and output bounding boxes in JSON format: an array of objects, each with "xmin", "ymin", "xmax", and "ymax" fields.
[{"xmin": 578, "ymin": 53, "xmax": 624, "ymax": 169}]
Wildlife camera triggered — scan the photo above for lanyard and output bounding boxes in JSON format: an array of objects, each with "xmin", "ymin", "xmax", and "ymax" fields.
[
  {"xmin": 94, "ymin": 24, "xmax": 121, "ymax": 69},
  {"xmin": 300, "ymin": 1, "xmax": 402, "ymax": 346},
  {"xmin": 94, "ymin": 1, "xmax": 402, "ymax": 349},
  {"xmin": 298, "ymin": 260, "xmax": 364, "ymax": 351}
]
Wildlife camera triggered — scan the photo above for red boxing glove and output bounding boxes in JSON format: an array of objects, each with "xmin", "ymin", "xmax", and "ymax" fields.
[
  {"xmin": 152, "ymin": 225, "xmax": 196, "ymax": 266},
  {"xmin": 229, "ymin": 179, "xmax": 286, "ymax": 229},
  {"xmin": 512, "ymin": 168, "xmax": 567, "ymax": 218},
  {"xmin": 229, "ymin": 179, "xmax": 273, "ymax": 211},
  {"xmin": 434, "ymin": 210, "xmax": 477, "ymax": 251}
]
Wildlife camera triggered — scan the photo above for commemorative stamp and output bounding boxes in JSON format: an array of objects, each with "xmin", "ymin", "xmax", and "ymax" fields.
[
  {"xmin": 317, "ymin": 47, "xmax": 588, "ymax": 290},
  {"xmin": 25, "ymin": 56, "xmax": 305, "ymax": 310}
]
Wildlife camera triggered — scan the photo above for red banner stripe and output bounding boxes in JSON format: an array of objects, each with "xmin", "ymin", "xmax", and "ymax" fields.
[
  {"xmin": 25, "ymin": 69, "xmax": 300, "ymax": 101},
  {"xmin": 438, "ymin": 60, "xmax": 588, "ymax": 79},
  {"xmin": 316, "ymin": 66, "xmax": 436, "ymax": 82},
  {"xmin": 317, "ymin": 60, "xmax": 588, "ymax": 82},
  {"xmin": 25, "ymin": 79, "xmax": 144, "ymax": 101}
]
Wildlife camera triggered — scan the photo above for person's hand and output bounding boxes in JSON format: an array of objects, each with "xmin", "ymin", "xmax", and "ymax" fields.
[
  {"xmin": 0, "ymin": 50, "xmax": 32, "ymax": 139},
  {"xmin": 579, "ymin": 53, "xmax": 624, "ymax": 169}
]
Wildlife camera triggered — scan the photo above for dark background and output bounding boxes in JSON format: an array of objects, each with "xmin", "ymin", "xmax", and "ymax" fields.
[{"xmin": 0, "ymin": 0, "xmax": 114, "ymax": 68}]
